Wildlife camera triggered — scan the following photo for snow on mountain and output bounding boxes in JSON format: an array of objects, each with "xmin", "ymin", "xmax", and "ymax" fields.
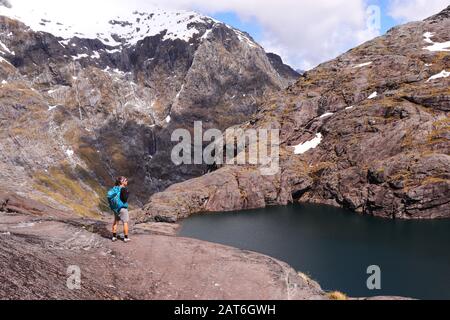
[
  {"xmin": 293, "ymin": 133, "xmax": 323, "ymax": 155},
  {"xmin": 423, "ymin": 32, "xmax": 450, "ymax": 52},
  {"xmin": 426, "ymin": 70, "xmax": 450, "ymax": 82},
  {"xmin": 0, "ymin": 1, "xmax": 231, "ymax": 47}
]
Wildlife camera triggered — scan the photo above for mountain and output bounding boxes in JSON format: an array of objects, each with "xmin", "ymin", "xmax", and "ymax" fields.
[
  {"xmin": 0, "ymin": 2, "xmax": 431, "ymax": 301},
  {"xmin": 266, "ymin": 52, "xmax": 301, "ymax": 79},
  {"xmin": 143, "ymin": 6, "xmax": 450, "ymax": 222},
  {"xmin": 0, "ymin": 2, "xmax": 298, "ymax": 215}
]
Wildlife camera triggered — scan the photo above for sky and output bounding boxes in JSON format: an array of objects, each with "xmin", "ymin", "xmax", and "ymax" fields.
[
  {"xmin": 184, "ymin": 0, "xmax": 449, "ymax": 70},
  {"xmin": 3, "ymin": 0, "xmax": 450, "ymax": 70}
]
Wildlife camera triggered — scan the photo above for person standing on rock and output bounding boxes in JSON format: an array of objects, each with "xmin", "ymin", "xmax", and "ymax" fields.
[{"xmin": 107, "ymin": 176, "xmax": 131, "ymax": 243}]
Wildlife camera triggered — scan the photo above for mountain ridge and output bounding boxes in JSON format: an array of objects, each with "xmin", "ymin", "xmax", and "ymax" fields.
[
  {"xmin": 0, "ymin": 4, "xmax": 298, "ymax": 215},
  {"xmin": 142, "ymin": 5, "xmax": 450, "ymax": 222}
]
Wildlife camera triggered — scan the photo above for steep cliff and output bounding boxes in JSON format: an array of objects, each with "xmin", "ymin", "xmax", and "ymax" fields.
[
  {"xmin": 0, "ymin": 3, "xmax": 298, "ymax": 216},
  {"xmin": 144, "ymin": 6, "xmax": 450, "ymax": 221}
]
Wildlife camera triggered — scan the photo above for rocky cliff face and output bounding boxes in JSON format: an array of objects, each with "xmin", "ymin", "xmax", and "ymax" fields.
[
  {"xmin": 0, "ymin": 3, "xmax": 298, "ymax": 216},
  {"xmin": 144, "ymin": 6, "xmax": 450, "ymax": 222}
]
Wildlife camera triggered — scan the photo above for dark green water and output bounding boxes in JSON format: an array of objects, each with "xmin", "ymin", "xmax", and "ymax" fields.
[{"xmin": 179, "ymin": 204, "xmax": 450, "ymax": 300}]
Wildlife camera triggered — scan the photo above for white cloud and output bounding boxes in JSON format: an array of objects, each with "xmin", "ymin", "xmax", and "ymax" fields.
[
  {"xmin": 388, "ymin": 0, "xmax": 449, "ymax": 22},
  {"xmin": 159, "ymin": 0, "xmax": 380, "ymax": 70}
]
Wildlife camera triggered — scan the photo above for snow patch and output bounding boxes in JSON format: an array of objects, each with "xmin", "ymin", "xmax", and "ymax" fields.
[
  {"xmin": 65, "ymin": 148, "xmax": 74, "ymax": 157},
  {"xmin": 423, "ymin": 32, "xmax": 434, "ymax": 44},
  {"xmin": 201, "ymin": 29, "xmax": 213, "ymax": 41},
  {"xmin": 353, "ymin": 62, "xmax": 372, "ymax": 68},
  {"xmin": 423, "ymin": 32, "xmax": 450, "ymax": 52},
  {"xmin": 427, "ymin": 70, "xmax": 450, "ymax": 82},
  {"xmin": 72, "ymin": 53, "xmax": 88, "ymax": 60},
  {"xmin": 234, "ymin": 29, "xmax": 258, "ymax": 48},
  {"xmin": 0, "ymin": 40, "xmax": 14, "ymax": 55},
  {"xmin": 368, "ymin": 92, "xmax": 378, "ymax": 99},
  {"xmin": 48, "ymin": 105, "xmax": 58, "ymax": 111},
  {"xmin": 105, "ymin": 48, "xmax": 121, "ymax": 54},
  {"xmin": 175, "ymin": 84, "xmax": 184, "ymax": 99},
  {"xmin": 1, "ymin": 80, "xmax": 7, "ymax": 84},
  {"xmin": 91, "ymin": 51, "xmax": 100, "ymax": 59},
  {"xmin": 112, "ymin": 68, "xmax": 125, "ymax": 75},
  {"xmin": 293, "ymin": 133, "xmax": 323, "ymax": 155},
  {"xmin": 319, "ymin": 112, "xmax": 334, "ymax": 119},
  {"xmin": 345, "ymin": 106, "xmax": 354, "ymax": 110},
  {"xmin": 59, "ymin": 39, "xmax": 70, "ymax": 47},
  {"xmin": 165, "ymin": 115, "xmax": 171, "ymax": 123}
]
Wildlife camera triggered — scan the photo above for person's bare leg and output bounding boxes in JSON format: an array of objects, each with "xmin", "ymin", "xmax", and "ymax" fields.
[
  {"xmin": 112, "ymin": 219, "xmax": 118, "ymax": 235},
  {"xmin": 123, "ymin": 222, "xmax": 129, "ymax": 237}
]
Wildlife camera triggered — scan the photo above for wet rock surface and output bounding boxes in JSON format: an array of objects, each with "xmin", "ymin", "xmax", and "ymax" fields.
[{"xmin": 144, "ymin": 6, "xmax": 450, "ymax": 221}]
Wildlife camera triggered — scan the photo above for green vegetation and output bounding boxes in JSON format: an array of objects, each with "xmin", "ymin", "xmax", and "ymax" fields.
[{"xmin": 33, "ymin": 164, "xmax": 109, "ymax": 218}]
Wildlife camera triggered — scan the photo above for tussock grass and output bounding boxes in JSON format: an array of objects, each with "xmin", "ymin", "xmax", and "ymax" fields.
[{"xmin": 327, "ymin": 291, "xmax": 348, "ymax": 300}]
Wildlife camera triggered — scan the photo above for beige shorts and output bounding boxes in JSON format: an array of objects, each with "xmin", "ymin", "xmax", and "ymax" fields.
[{"xmin": 114, "ymin": 208, "xmax": 129, "ymax": 223}]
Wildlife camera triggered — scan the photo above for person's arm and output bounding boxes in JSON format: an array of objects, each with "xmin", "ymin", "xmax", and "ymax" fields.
[{"xmin": 120, "ymin": 187, "xmax": 129, "ymax": 204}]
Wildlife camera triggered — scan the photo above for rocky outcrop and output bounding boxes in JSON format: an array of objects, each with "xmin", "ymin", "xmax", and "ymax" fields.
[
  {"xmin": 0, "ymin": 190, "xmax": 72, "ymax": 218},
  {"xmin": 0, "ymin": 192, "xmax": 327, "ymax": 300},
  {"xmin": 266, "ymin": 52, "xmax": 300, "ymax": 81},
  {"xmin": 143, "ymin": 6, "xmax": 450, "ymax": 221},
  {"xmin": 0, "ymin": 6, "xmax": 298, "ymax": 215}
]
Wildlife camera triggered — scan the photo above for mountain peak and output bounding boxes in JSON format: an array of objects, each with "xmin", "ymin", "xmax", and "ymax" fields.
[
  {"xmin": 425, "ymin": 5, "xmax": 450, "ymax": 21},
  {"xmin": 0, "ymin": 3, "xmax": 217, "ymax": 46}
]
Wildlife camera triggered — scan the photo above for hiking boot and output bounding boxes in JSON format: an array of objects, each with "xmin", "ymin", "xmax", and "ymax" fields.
[
  {"xmin": 123, "ymin": 237, "xmax": 131, "ymax": 243},
  {"xmin": 112, "ymin": 236, "xmax": 118, "ymax": 242}
]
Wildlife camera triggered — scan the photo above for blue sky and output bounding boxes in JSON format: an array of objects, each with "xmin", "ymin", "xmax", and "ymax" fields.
[
  {"xmin": 212, "ymin": 12, "xmax": 264, "ymax": 40},
  {"xmin": 368, "ymin": 0, "xmax": 398, "ymax": 33}
]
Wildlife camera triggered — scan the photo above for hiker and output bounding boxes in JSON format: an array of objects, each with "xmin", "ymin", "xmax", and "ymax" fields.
[{"xmin": 107, "ymin": 176, "xmax": 130, "ymax": 243}]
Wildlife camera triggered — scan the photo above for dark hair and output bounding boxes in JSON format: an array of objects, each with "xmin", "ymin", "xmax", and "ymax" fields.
[{"xmin": 115, "ymin": 176, "xmax": 128, "ymax": 186}]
